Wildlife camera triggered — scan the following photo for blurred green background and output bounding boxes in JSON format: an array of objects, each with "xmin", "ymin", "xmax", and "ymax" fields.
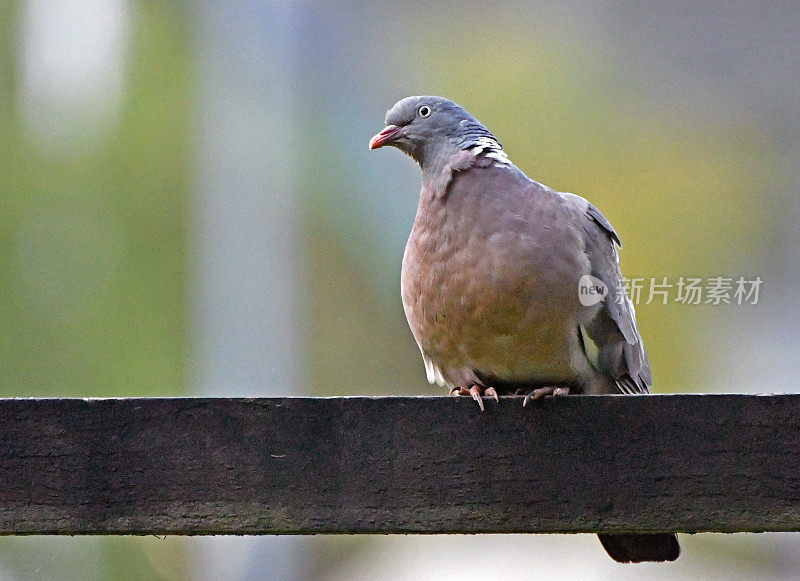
[{"xmin": 1, "ymin": 0, "xmax": 798, "ymax": 579}]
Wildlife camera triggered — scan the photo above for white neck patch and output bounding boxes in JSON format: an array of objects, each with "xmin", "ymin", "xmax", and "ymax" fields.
[{"xmin": 467, "ymin": 136, "xmax": 513, "ymax": 167}]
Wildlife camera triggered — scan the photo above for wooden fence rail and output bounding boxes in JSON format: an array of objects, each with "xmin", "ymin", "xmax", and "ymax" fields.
[{"xmin": 0, "ymin": 395, "xmax": 798, "ymax": 535}]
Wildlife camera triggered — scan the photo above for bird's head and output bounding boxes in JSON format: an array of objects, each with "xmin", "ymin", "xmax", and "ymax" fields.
[{"xmin": 369, "ymin": 96, "xmax": 502, "ymax": 174}]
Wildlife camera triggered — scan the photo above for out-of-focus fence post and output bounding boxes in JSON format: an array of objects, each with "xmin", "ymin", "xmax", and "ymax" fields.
[{"xmin": 192, "ymin": 2, "xmax": 306, "ymax": 579}]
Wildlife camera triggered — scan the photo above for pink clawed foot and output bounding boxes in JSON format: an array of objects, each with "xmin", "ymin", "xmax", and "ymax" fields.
[
  {"xmin": 522, "ymin": 386, "xmax": 570, "ymax": 407},
  {"xmin": 449, "ymin": 385, "xmax": 499, "ymax": 411}
]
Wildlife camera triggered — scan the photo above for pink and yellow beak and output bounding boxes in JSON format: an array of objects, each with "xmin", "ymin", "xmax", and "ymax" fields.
[{"xmin": 368, "ymin": 124, "xmax": 402, "ymax": 149}]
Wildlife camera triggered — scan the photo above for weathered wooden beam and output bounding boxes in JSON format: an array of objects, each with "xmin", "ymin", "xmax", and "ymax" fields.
[{"xmin": 0, "ymin": 395, "xmax": 798, "ymax": 535}]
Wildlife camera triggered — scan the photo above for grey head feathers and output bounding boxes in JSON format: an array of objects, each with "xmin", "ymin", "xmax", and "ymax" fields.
[{"xmin": 376, "ymin": 96, "xmax": 512, "ymax": 171}]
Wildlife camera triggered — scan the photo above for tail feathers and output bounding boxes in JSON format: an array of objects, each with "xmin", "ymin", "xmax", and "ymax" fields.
[{"xmin": 598, "ymin": 533, "xmax": 680, "ymax": 563}]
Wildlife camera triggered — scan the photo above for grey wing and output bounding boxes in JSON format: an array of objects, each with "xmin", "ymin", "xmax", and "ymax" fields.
[{"xmin": 581, "ymin": 201, "xmax": 651, "ymax": 394}]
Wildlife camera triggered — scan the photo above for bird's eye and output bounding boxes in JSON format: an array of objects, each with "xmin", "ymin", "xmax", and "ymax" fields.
[{"xmin": 418, "ymin": 105, "xmax": 432, "ymax": 118}]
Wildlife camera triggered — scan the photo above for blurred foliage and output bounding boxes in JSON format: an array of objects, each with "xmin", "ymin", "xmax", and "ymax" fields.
[
  {"xmin": 305, "ymin": 221, "xmax": 424, "ymax": 395},
  {"xmin": 0, "ymin": 0, "xmax": 190, "ymax": 397},
  {"xmin": 0, "ymin": 536, "xmax": 190, "ymax": 580}
]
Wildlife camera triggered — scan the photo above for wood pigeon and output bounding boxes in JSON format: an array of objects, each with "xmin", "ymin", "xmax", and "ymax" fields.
[{"xmin": 369, "ymin": 95, "xmax": 680, "ymax": 563}]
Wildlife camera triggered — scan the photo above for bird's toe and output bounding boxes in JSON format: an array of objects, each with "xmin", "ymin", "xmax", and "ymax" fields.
[
  {"xmin": 449, "ymin": 384, "xmax": 498, "ymax": 411},
  {"xmin": 522, "ymin": 385, "xmax": 571, "ymax": 406},
  {"xmin": 468, "ymin": 385, "xmax": 485, "ymax": 411}
]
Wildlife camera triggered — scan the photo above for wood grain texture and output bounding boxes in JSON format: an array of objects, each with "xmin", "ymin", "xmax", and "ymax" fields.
[{"xmin": 0, "ymin": 395, "xmax": 799, "ymax": 535}]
